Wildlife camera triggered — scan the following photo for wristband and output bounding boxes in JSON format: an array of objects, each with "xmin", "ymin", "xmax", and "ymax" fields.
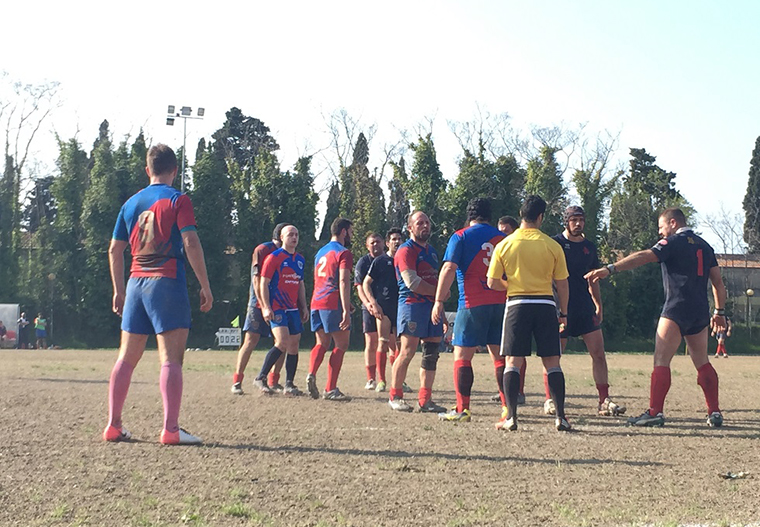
[
  {"xmin": 713, "ymin": 309, "xmax": 725, "ymax": 316},
  {"xmin": 606, "ymin": 263, "xmax": 616, "ymax": 275},
  {"xmin": 558, "ymin": 313, "xmax": 567, "ymax": 318}
]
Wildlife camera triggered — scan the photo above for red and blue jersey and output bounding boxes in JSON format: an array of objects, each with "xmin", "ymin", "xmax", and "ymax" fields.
[
  {"xmin": 261, "ymin": 248, "xmax": 305, "ymax": 311},
  {"xmin": 395, "ymin": 239, "xmax": 439, "ymax": 305},
  {"xmin": 112, "ymin": 183, "xmax": 196, "ymax": 280},
  {"xmin": 311, "ymin": 241, "xmax": 353, "ymax": 310},
  {"xmin": 248, "ymin": 241, "xmax": 278, "ymax": 309},
  {"xmin": 444, "ymin": 223, "xmax": 506, "ymax": 309}
]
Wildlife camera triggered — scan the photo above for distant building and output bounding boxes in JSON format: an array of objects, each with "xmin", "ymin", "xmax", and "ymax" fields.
[{"xmin": 716, "ymin": 253, "xmax": 760, "ymax": 324}]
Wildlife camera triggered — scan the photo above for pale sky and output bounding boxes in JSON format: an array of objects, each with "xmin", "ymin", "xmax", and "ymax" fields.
[{"xmin": 2, "ymin": 1, "xmax": 759, "ymax": 248}]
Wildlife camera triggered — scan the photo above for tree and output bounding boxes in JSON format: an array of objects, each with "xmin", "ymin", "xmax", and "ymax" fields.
[
  {"xmin": 387, "ymin": 157, "xmax": 410, "ymax": 229},
  {"xmin": 743, "ymin": 136, "xmax": 760, "ymax": 252},
  {"xmin": 319, "ymin": 180, "xmax": 341, "ymax": 241},
  {"xmin": 21, "ymin": 175, "xmax": 56, "ymax": 232},
  {"xmin": 407, "ymin": 134, "xmax": 447, "ymax": 247},
  {"xmin": 524, "ymin": 146, "xmax": 566, "ymax": 236},
  {"xmin": 211, "ymin": 107, "xmax": 279, "ymax": 171}
]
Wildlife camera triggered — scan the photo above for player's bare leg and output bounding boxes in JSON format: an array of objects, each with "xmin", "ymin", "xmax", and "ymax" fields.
[
  {"xmin": 581, "ymin": 329, "xmax": 626, "ymax": 416},
  {"xmin": 685, "ymin": 327, "xmax": 722, "ymax": 426},
  {"xmin": 418, "ymin": 337, "xmax": 443, "ymax": 412},
  {"xmin": 156, "ymin": 328, "xmax": 201, "ymax": 444},
  {"xmin": 374, "ymin": 316, "xmax": 392, "ymax": 392},
  {"xmin": 232, "ymin": 331, "xmax": 260, "ymax": 394},
  {"xmin": 104, "ymin": 331, "xmax": 148, "ymax": 441},
  {"xmin": 389, "ymin": 334, "xmax": 417, "ymax": 411},
  {"xmin": 364, "ymin": 331, "xmax": 379, "ymax": 389}
]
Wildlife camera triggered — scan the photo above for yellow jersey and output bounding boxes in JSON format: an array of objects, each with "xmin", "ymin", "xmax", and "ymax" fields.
[{"xmin": 486, "ymin": 228, "xmax": 569, "ymax": 296}]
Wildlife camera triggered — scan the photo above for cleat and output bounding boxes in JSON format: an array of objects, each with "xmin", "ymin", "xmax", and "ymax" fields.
[
  {"xmin": 160, "ymin": 428, "xmax": 202, "ymax": 445},
  {"xmin": 253, "ymin": 378, "xmax": 273, "ymax": 395},
  {"xmin": 707, "ymin": 411, "xmax": 724, "ymax": 428},
  {"xmin": 402, "ymin": 382, "xmax": 413, "ymax": 393},
  {"xmin": 103, "ymin": 425, "xmax": 132, "ymax": 442},
  {"xmin": 417, "ymin": 400, "xmax": 447, "ymax": 413},
  {"xmin": 365, "ymin": 379, "xmax": 377, "ymax": 390},
  {"xmin": 543, "ymin": 399, "xmax": 556, "ymax": 416},
  {"xmin": 283, "ymin": 383, "xmax": 303, "ymax": 396},
  {"xmin": 490, "ymin": 393, "xmax": 502, "ymax": 403},
  {"xmin": 306, "ymin": 374, "xmax": 319, "ymax": 399},
  {"xmin": 714, "ymin": 354, "xmax": 720, "ymax": 358},
  {"xmin": 627, "ymin": 410, "xmax": 665, "ymax": 427},
  {"xmin": 323, "ymin": 388, "xmax": 352, "ymax": 402},
  {"xmin": 495, "ymin": 415, "xmax": 518, "ymax": 431},
  {"xmin": 439, "ymin": 408, "xmax": 471, "ymax": 422},
  {"xmin": 375, "ymin": 380, "xmax": 387, "ymax": 392},
  {"xmin": 388, "ymin": 398, "xmax": 413, "ymax": 412},
  {"xmin": 230, "ymin": 382, "xmax": 244, "ymax": 395},
  {"xmin": 598, "ymin": 397, "xmax": 626, "ymax": 416},
  {"xmin": 555, "ymin": 416, "xmax": 572, "ymax": 431},
  {"xmin": 517, "ymin": 393, "xmax": 526, "ymax": 405},
  {"xmin": 723, "ymin": 354, "xmax": 729, "ymax": 358},
  {"xmin": 271, "ymin": 383, "xmax": 285, "ymax": 394}
]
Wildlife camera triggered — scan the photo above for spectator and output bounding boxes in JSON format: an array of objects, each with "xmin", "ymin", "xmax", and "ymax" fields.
[
  {"xmin": 17, "ymin": 312, "xmax": 29, "ymax": 349},
  {"xmin": 34, "ymin": 313, "xmax": 47, "ymax": 350},
  {"xmin": 0, "ymin": 320, "xmax": 6, "ymax": 342}
]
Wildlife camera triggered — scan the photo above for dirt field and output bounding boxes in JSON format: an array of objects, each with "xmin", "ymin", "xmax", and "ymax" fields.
[{"xmin": 1, "ymin": 348, "xmax": 759, "ymax": 527}]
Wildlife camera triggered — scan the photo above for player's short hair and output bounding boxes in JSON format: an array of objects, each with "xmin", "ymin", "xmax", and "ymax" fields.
[
  {"xmin": 331, "ymin": 217, "xmax": 353, "ymax": 236},
  {"xmin": 147, "ymin": 144, "xmax": 177, "ymax": 176},
  {"xmin": 366, "ymin": 232, "xmax": 383, "ymax": 242},
  {"xmin": 273, "ymin": 222, "xmax": 289, "ymax": 241},
  {"xmin": 386, "ymin": 227, "xmax": 403, "ymax": 240},
  {"xmin": 466, "ymin": 198, "xmax": 492, "ymax": 223},
  {"xmin": 660, "ymin": 207, "xmax": 686, "ymax": 226},
  {"xmin": 498, "ymin": 216, "xmax": 519, "ymax": 230},
  {"xmin": 520, "ymin": 195, "xmax": 546, "ymax": 222},
  {"xmin": 564, "ymin": 205, "xmax": 585, "ymax": 224}
]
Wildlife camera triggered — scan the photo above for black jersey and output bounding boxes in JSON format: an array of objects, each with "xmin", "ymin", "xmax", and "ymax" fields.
[
  {"xmin": 354, "ymin": 253, "xmax": 374, "ymax": 311},
  {"xmin": 553, "ymin": 233, "xmax": 600, "ymax": 314},
  {"xmin": 651, "ymin": 228, "xmax": 717, "ymax": 322},
  {"xmin": 366, "ymin": 253, "xmax": 399, "ymax": 307}
]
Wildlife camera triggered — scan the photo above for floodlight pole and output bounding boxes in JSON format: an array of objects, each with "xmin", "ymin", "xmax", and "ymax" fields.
[{"xmin": 165, "ymin": 105, "xmax": 205, "ymax": 193}]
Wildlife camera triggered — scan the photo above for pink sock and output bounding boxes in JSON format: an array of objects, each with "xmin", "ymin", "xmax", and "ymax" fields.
[
  {"xmin": 108, "ymin": 360, "xmax": 134, "ymax": 429},
  {"xmin": 160, "ymin": 362, "xmax": 183, "ymax": 433}
]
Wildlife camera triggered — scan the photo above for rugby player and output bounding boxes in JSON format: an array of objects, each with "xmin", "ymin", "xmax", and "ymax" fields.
[
  {"xmin": 103, "ymin": 144, "xmax": 212, "ymax": 445},
  {"xmin": 355, "ymin": 233, "xmax": 385, "ymax": 390},
  {"xmin": 363, "ymin": 228, "xmax": 404, "ymax": 392},
  {"xmin": 255, "ymin": 225, "xmax": 308, "ymax": 396},
  {"xmin": 498, "ymin": 216, "xmax": 519, "ymax": 235},
  {"xmin": 715, "ymin": 316, "xmax": 731, "ymax": 358},
  {"xmin": 389, "ymin": 211, "xmax": 447, "ymax": 413},
  {"xmin": 433, "ymin": 198, "xmax": 507, "ymax": 422},
  {"xmin": 546, "ymin": 206, "xmax": 626, "ymax": 416},
  {"xmin": 586, "ymin": 207, "xmax": 726, "ymax": 427},
  {"xmin": 487, "ymin": 195, "xmax": 572, "ymax": 432},
  {"xmin": 230, "ymin": 223, "xmax": 288, "ymax": 395},
  {"xmin": 307, "ymin": 218, "xmax": 354, "ymax": 401}
]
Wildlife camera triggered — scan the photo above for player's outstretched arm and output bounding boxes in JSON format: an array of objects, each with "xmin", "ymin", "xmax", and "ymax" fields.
[
  {"xmin": 182, "ymin": 230, "xmax": 213, "ymax": 312},
  {"xmin": 709, "ymin": 265, "xmax": 727, "ymax": 335},
  {"xmin": 585, "ymin": 249, "xmax": 658, "ymax": 283},
  {"xmin": 108, "ymin": 239, "xmax": 128, "ymax": 316},
  {"xmin": 432, "ymin": 262, "xmax": 457, "ymax": 325}
]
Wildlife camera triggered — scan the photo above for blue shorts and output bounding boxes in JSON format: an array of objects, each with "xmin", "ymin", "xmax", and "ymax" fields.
[
  {"xmin": 122, "ymin": 276, "xmax": 191, "ymax": 335},
  {"xmin": 242, "ymin": 306, "xmax": 272, "ymax": 338},
  {"xmin": 271, "ymin": 310, "xmax": 303, "ymax": 334},
  {"xmin": 397, "ymin": 302, "xmax": 443, "ymax": 339},
  {"xmin": 36, "ymin": 329, "xmax": 47, "ymax": 338},
  {"xmin": 311, "ymin": 309, "xmax": 348, "ymax": 334},
  {"xmin": 452, "ymin": 304, "xmax": 505, "ymax": 347}
]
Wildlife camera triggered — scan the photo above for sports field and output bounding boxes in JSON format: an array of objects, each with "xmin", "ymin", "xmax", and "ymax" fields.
[{"xmin": 1, "ymin": 349, "xmax": 758, "ymax": 527}]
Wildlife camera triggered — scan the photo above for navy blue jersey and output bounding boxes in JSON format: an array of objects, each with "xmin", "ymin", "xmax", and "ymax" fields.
[
  {"xmin": 354, "ymin": 253, "xmax": 374, "ymax": 312},
  {"xmin": 367, "ymin": 253, "xmax": 398, "ymax": 307},
  {"xmin": 651, "ymin": 229, "xmax": 718, "ymax": 321},
  {"xmin": 553, "ymin": 234, "xmax": 600, "ymax": 314}
]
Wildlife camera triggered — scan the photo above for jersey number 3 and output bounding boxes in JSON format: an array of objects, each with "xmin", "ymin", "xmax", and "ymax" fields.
[{"xmin": 481, "ymin": 242, "xmax": 494, "ymax": 267}]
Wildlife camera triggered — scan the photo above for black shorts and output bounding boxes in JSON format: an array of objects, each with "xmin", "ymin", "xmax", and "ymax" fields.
[
  {"xmin": 560, "ymin": 304, "xmax": 600, "ymax": 338},
  {"xmin": 362, "ymin": 309, "xmax": 377, "ymax": 334},
  {"xmin": 500, "ymin": 296, "xmax": 561, "ymax": 357},
  {"xmin": 662, "ymin": 313, "xmax": 709, "ymax": 336}
]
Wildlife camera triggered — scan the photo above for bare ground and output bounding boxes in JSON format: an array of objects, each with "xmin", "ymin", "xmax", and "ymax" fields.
[{"xmin": 1, "ymin": 349, "xmax": 759, "ymax": 527}]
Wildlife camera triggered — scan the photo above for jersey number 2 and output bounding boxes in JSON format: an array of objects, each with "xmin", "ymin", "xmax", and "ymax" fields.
[{"xmin": 317, "ymin": 256, "xmax": 328, "ymax": 277}]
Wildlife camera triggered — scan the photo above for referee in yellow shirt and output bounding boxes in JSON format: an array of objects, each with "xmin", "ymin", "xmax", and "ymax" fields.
[{"xmin": 486, "ymin": 195, "xmax": 572, "ymax": 432}]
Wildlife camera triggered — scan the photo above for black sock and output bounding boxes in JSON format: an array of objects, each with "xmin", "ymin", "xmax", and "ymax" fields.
[
  {"xmin": 258, "ymin": 346, "xmax": 283, "ymax": 380},
  {"xmin": 495, "ymin": 363, "xmax": 505, "ymax": 400},
  {"xmin": 286, "ymin": 353, "xmax": 298, "ymax": 384},
  {"xmin": 502, "ymin": 367, "xmax": 520, "ymax": 419},
  {"xmin": 547, "ymin": 368, "xmax": 566, "ymax": 418}
]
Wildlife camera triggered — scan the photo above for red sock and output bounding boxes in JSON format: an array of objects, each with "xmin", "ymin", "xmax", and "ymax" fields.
[
  {"xmin": 233, "ymin": 372, "xmax": 243, "ymax": 384},
  {"xmin": 494, "ymin": 357, "xmax": 506, "ymax": 406},
  {"xmin": 390, "ymin": 387, "xmax": 403, "ymax": 400},
  {"xmin": 389, "ymin": 349, "xmax": 398, "ymax": 365},
  {"xmin": 597, "ymin": 383, "xmax": 609, "ymax": 405},
  {"xmin": 649, "ymin": 366, "xmax": 671, "ymax": 415},
  {"xmin": 326, "ymin": 348, "xmax": 345, "ymax": 391},
  {"xmin": 268, "ymin": 372, "xmax": 280, "ymax": 386},
  {"xmin": 366, "ymin": 365, "xmax": 376, "ymax": 381},
  {"xmin": 418, "ymin": 386, "xmax": 431, "ymax": 407},
  {"xmin": 697, "ymin": 362, "xmax": 720, "ymax": 413},
  {"xmin": 309, "ymin": 344, "xmax": 326, "ymax": 375},
  {"xmin": 160, "ymin": 362, "xmax": 183, "ymax": 434},
  {"xmin": 108, "ymin": 359, "xmax": 134, "ymax": 429},
  {"xmin": 454, "ymin": 360, "xmax": 463, "ymax": 412},
  {"xmin": 543, "ymin": 371, "xmax": 551, "ymax": 400},
  {"xmin": 519, "ymin": 360, "xmax": 527, "ymax": 396},
  {"xmin": 377, "ymin": 351, "xmax": 387, "ymax": 382},
  {"xmin": 454, "ymin": 359, "xmax": 472, "ymax": 412}
]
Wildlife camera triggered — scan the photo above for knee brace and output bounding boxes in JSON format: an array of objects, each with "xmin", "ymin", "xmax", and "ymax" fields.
[{"xmin": 421, "ymin": 341, "xmax": 440, "ymax": 371}]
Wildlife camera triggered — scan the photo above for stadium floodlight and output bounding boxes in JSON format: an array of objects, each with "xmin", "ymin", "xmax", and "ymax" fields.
[{"xmin": 165, "ymin": 104, "xmax": 205, "ymax": 193}]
